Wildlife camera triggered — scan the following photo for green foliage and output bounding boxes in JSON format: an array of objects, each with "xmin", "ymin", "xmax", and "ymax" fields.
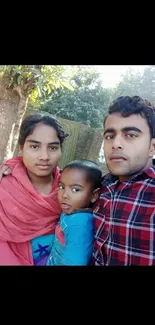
[
  {"xmin": 112, "ymin": 66, "xmax": 155, "ymax": 104},
  {"xmin": 0, "ymin": 65, "xmax": 73, "ymax": 103},
  {"xmin": 38, "ymin": 66, "xmax": 112, "ymax": 128}
]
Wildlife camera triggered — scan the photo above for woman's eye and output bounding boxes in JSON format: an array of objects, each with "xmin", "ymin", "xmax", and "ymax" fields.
[
  {"xmin": 49, "ymin": 146, "xmax": 58, "ymax": 150},
  {"xmin": 31, "ymin": 145, "xmax": 39, "ymax": 149}
]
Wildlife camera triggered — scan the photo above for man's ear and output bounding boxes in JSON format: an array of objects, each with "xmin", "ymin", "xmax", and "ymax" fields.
[
  {"xmin": 18, "ymin": 145, "xmax": 23, "ymax": 156},
  {"xmin": 149, "ymin": 138, "xmax": 155, "ymax": 157},
  {"xmin": 91, "ymin": 188, "xmax": 100, "ymax": 203}
]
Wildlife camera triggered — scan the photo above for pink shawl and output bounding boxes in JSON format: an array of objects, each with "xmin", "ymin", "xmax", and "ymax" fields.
[{"xmin": 0, "ymin": 156, "xmax": 62, "ymax": 265}]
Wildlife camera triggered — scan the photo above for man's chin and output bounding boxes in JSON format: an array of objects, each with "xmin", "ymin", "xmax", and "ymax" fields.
[{"xmin": 107, "ymin": 166, "xmax": 128, "ymax": 176}]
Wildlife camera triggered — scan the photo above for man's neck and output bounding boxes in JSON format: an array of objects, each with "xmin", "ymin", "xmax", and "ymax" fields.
[{"xmin": 118, "ymin": 162, "xmax": 153, "ymax": 183}]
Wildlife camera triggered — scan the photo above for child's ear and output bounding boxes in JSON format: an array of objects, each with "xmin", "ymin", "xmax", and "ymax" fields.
[{"xmin": 91, "ymin": 188, "xmax": 100, "ymax": 203}]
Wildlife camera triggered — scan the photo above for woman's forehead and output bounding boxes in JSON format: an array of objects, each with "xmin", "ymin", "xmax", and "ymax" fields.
[{"xmin": 26, "ymin": 123, "xmax": 59, "ymax": 143}]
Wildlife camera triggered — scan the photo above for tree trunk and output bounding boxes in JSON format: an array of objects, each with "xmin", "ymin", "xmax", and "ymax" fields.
[{"xmin": 0, "ymin": 82, "xmax": 29, "ymax": 164}]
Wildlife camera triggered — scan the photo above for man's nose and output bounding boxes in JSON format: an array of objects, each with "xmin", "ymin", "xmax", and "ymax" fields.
[{"xmin": 112, "ymin": 135, "xmax": 123, "ymax": 150}]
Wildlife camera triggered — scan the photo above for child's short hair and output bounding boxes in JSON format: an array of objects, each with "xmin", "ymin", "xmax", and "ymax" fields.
[{"xmin": 62, "ymin": 159, "xmax": 102, "ymax": 190}]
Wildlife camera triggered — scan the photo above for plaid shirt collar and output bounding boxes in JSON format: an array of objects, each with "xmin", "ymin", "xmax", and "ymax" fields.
[{"xmin": 102, "ymin": 165, "xmax": 155, "ymax": 186}]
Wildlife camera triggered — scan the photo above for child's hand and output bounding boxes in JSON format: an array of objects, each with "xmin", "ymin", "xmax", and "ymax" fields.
[{"xmin": 0, "ymin": 165, "xmax": 12, "ymax": 181}]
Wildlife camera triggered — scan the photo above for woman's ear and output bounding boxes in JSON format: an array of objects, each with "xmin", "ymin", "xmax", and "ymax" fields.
[
  {"xmin": 18, "ymin": 145, "xmax": 23, "ymax": 156},
  {"xmin": 91, "ymin": 188, "xmax": 100, "ymax": 203}
]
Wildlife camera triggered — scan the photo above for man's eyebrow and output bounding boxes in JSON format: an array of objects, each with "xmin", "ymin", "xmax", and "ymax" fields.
[
  {"xmin": 104, "ymin": 126, "xmax": 142, "ymax": 136},
  {"xmin": 104, "ymin": 128, "xmax": 115, "ymax": 136},
  {"xmin": 122, "ymin": 127, "xmax": 142, "ymax": 133},
  {"xmin": 26, "ymin": 140, "xmax": 60, "ymax": 144}
]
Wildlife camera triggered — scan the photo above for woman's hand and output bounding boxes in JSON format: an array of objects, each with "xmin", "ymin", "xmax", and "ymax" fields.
[{"xmin": 0, "ymin": 165, "xmax": 12, "ymax": 181}]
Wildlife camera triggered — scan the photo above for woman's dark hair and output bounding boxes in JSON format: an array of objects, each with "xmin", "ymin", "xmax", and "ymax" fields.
[
  {"xmin": 18, "ymin": 114, "xmax": 69, "ymax": 148},
  {"xmin": 62, "ymin": 159, "xmax": 102, "ymax": 190},
  {"xmin": 104, "ymin": 96, "xmax": 155, "ymax": 139}
]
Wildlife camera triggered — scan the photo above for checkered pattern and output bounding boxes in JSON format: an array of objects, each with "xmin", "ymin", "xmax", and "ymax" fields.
[{"xmin": 93, "ymin": 167, "xmax": 155, "ymax": 265}]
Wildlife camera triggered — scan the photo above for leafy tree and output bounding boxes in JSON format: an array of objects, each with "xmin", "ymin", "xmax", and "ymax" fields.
[
  {"xmin": 112, "ymin": 66, "xmax": 155, "ymax": 104},
  {"xmin": 0, "ymin": 65, "xmax": 72, "ymax": 163},
  {"xmin": 39, "ymin": 66, "xmax": 112, "ymax": 128}
]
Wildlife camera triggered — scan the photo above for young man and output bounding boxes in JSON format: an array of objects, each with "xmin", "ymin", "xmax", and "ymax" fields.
[{"xmin": 93, "ymin": 95, "xmax": 155, "ymax": 265}]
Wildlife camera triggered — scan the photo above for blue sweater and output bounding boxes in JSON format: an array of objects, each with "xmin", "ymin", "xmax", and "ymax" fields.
[{"xmin": 46, "ymin": 209, "xmax": 94, "ymax": 265}]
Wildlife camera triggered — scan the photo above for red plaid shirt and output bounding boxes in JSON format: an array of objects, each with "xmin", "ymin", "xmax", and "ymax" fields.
[{"xmin": 93, "ymin": 166, "xmax": 155, "ymax": 265}]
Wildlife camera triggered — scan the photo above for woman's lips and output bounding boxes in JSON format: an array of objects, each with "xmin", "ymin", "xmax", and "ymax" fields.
[{"xmin": 36, "ymin": 164, "xmax": 50, "ymax": 170}]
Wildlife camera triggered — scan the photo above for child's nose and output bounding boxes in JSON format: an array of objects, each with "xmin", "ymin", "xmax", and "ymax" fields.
[{"xmin": 62, "ymin": 189, "xmax": 69, "ymax": 199}]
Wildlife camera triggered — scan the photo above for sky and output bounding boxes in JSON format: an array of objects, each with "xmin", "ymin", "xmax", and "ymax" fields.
[{"xmin": 94, "ymin": 65, "xmax": 150, "ymax": 88}]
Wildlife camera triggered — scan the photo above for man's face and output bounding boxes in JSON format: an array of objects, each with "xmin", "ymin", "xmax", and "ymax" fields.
[{"xmin": 104, "ymin": 112, "xmax": 155, "ymax": 181}]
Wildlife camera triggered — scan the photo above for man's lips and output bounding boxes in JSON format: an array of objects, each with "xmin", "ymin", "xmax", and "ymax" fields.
[{"xmin": 109, "ymin": 154, "xmax": 127, "ymax": 161}]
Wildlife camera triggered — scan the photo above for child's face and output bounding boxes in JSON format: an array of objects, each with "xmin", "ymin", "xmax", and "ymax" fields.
[{"xmin": 58, "ymin": 167, "xmax": 99, "ymax": 215}]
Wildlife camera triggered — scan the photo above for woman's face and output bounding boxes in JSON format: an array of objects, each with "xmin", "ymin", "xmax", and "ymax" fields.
[{"xmin": 19, "ymin": 123, "xmax": 62, "ymax": 179}]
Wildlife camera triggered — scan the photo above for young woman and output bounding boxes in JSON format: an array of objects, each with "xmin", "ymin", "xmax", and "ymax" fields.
[{"xmin": 0, "ymin": 114, "xmax": 68, "ymax": 265}]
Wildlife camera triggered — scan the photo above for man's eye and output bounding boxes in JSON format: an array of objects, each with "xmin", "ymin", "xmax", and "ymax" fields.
[
  {"xmin": 104, "ymin": 135, "xmax": 114, "ymax": 140},
  {"xmin": 125, "ymin": 133, "xmax": 137, "ymax": 138}
]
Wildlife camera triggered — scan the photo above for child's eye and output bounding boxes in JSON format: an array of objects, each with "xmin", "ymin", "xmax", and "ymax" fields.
[
  {"xmin": 72, "ymin": 188, "xmax": 80, "ymax": 192},
  {"xmin": 59, "ymin": 185, "xmax": 64, "ymax": 190}
]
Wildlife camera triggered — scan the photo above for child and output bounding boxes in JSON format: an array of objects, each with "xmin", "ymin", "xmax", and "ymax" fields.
[{"xmin": 46, "ymin": 159, "xmax": 102, "ymax": 266}]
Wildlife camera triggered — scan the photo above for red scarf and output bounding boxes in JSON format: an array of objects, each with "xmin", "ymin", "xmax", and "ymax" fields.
[{"xmin": 0, "ymin": 156, "xmax": 61, "ymax": 265}]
